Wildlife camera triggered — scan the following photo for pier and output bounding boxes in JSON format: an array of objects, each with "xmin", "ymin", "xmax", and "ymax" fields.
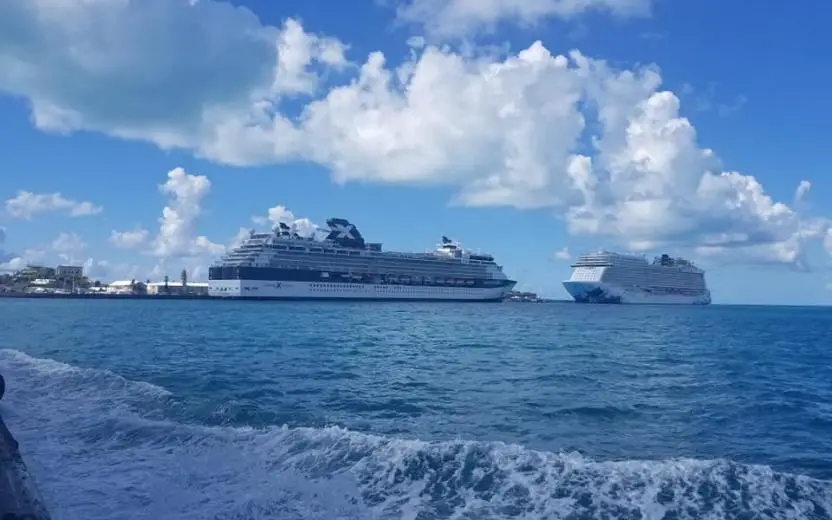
[{"xmin": 0, "ymin": 374, "xmax": 52, "ymax": 520}]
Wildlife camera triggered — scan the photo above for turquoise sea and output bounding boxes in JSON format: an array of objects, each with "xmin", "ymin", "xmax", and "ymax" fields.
[{"xmin": 1, "ymin": 299, "xmax": 831, "ymax": 519}]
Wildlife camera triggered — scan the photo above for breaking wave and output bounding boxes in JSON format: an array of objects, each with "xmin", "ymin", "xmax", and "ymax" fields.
[{"xmin": 1, "ymin": 348, "xmax": 830, "ymax": 520}]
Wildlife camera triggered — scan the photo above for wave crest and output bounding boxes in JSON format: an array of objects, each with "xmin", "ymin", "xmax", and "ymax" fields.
[{"xmin": 1, "ymin": 349, "xmax": 830, "ymax": 520}]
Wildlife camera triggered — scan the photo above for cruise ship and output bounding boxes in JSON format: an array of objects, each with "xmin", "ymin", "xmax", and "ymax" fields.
[
  {"xmin": 208, "ymin": 218, "xmax": 516, "ymax": 301},
  {"xmin": 563, "ymin": 251, "xmax": 711, "ymax": 305}
]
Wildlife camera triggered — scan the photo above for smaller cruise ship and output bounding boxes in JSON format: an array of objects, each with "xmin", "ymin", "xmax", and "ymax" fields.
[{"xmin": 563, "ymin": 251, "xmax": 711, "ymax": 305}]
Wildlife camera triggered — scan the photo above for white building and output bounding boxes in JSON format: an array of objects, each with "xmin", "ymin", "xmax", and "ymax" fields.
[
  {"xmin": 26, "ymin": 278, "xmax": 55, "ymax": 294},
  {"xmin": 105, "ymin": 280, "xmax": 136, "ymax": 295},
  {"xmin": 146, "ymin": 281, "xmax": 209, "ymax": 296},
  {"xmin": 56, "ymin": 265, "xmax": 83, "ymax": 278}
]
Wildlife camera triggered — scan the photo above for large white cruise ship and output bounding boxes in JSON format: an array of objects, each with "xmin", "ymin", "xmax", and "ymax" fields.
[
  {"xmin": 209, "ymin": 218, "xmax": 516, "ymax": 301},
  {"xmin": 563, "ymin": 251, "xmax": 711, "ymax": 305}
]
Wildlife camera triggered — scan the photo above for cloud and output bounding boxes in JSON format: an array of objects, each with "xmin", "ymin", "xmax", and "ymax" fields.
[
  {"xmin": 153, "ymin": 168, "xmax": 225, "ymax": 257},
  {"xmin": 78, "ymin": 258, "xmax": 147, "ymax": 283},
  {"xmin": 554, "ymin": 247, "xmax": 571, "ymax": 260},
  {"xmin": 252, "ymin": 205, "xmax": 319, "ymax": 238},
  {"xmin": 716, "ymin": 95, "xmax": 748, "ymax": 117},
  {"xmin": 826, "ymin": 229, "xmax": 832, "ymax": 256},
  {"xmin": 147, "ymin": 257, "xmax": 209, "ymax": 283},
  {"xmin": 109, "ymin": 167, "xmax": 225, "ymax": 259},
  {"xmin": 5, "ymin": 191, "xmax": 102, "ymax": 220},
  {"xmin": 229, "ymin": 227, "xmax": 252, "ymax": 250},
  {"xmin": 52, "ymin": 231, "xmax": 87, "ymax": 264},
  {"xmin": 252, "ymin": 205, "xmax": 294, "ymax": 226},
  {"xmin": 561, "ymin": 71, "xmax": 827, "ymax": 266},
  {"xmin": 109, "ymin": 228, "xmax": 151, "ymax": 249},
  {"xmin": 52, "ymin": 232, "xmax": 86, "ymax": 254},
  {"xmin": 88, "ymin": 261, "xmax": 143, "ymax": 283},
  {"xmin": 0, "ymin": 248, "xmax": 46, "ymax": 271},
  {"xmin": 0, "ymin": 227, "xmax": 10, "ymax": 264},
  {"xmin": 299, "ymin": 42, "xmax": 827, "ymax": 266},
  {"xmin": 678, "ymin": 82, "xmax": 747, "ymax": 117},
  {"xmin": 1, "ymin": 1, "xmax": 829, "ymax": 268},
  {"xmin": 395, "ymin": 0, "xmax": 653, "ymax": 40},
  {"xmin": 0, "ymin": 257, "xmax": 26, "ymax": 271},
  {"xmin": 81, "ymin": 257, "xmax": 111, "ymax": 280},
  {"xmin": 0, "ymin": 1, "xmax": 346, "ymax": 164},
  {"xmin": 794, "ymin": 180, "xmax": 811, "ymax": 206},
  {"xmin": 301, "ymin": 42, "xmax": 588, "ymax": 210}
]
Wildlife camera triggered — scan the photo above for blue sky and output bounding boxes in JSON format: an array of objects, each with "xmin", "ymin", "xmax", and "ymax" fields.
[{"xmin": 1, "ymin": 0, "xmax": 831, "ymax": 304}]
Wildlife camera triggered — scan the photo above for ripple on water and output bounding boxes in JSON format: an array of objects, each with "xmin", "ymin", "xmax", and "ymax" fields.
[{"xmin": 1, "ymin": 301, "xmax": 832, "ymax": 518}]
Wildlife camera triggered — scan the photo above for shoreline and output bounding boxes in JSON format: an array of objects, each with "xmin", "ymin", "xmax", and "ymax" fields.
[
  {"xmin": 0, "ymin": 293, "xmax": 551, "ymax": 303},
  {"xmin": 0, "ymin": 292, "xmax": 213, "ymax": 300}
]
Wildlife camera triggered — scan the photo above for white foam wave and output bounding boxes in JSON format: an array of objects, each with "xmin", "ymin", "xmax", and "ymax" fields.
[
  {"xmin": 0, "ymin": 348, "xmax": 171, "ymax": 399},
  {"xmin": 1, "ymin": 349, "xmax": 830, "ymax": 520}
]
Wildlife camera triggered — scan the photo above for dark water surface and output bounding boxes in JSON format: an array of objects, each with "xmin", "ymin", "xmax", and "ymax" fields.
[{"xmin": 1, "ymin": 299, "xmax": 831, "ymax": 519}]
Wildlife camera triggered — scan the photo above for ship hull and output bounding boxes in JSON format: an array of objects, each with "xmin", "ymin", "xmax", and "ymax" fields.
[
  {"xmin": 562, "ymin": 281, "xmax": 711, "ymax": 305},
  {"xmin": 209, "ymin": 279, "xmax": 516, "ymax": 302}
]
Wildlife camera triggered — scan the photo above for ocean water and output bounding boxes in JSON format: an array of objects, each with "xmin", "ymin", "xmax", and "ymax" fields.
[{"xmin": 0, "ymin": 299, "xmax": 831, "ymax": 520}]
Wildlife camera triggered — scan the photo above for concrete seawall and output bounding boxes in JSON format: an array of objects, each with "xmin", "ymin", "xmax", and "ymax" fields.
[
  {"xmin": 0, "ymin": 292, "xmax": 212, "ymax": 300},
  {"xmin": 0, "ymin": 375, "xmax": 52, "ymax": 520}
]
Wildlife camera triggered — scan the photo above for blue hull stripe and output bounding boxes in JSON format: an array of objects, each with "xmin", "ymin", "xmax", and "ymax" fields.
[
  {"xmin": 210, "ymin": 296, "xmax": 506, "ymax": 302},
  {"xmin": 209, "ymin": 267, "xmax": 514, "ymax": 289}
]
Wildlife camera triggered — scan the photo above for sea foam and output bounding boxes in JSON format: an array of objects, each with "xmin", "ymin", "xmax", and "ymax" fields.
[{"xmin": 1, "ymin": 348, "xmax": 830, "ymax": 520}]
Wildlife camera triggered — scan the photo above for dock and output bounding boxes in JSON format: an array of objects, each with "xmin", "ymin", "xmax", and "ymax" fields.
[{"xmin": 0, "ymin": 375, "xmax": 52, "ymax": 520}]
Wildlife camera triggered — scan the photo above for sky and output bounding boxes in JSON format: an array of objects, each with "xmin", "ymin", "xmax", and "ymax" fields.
[{"xmin": 0, "ymin": 0, "xmax": 831, "ymax": 305}]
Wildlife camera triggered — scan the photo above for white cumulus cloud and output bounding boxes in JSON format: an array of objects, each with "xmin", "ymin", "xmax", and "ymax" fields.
[
  {"xmin": 109, "ymin": 167, "xmax": 225, "ymax": 259},
  {"xmin": 0, "ymin": 1, "xmax": 346, "ymax": 165},
  {"xmin": 554, "ymin": 247, "xmax": 571, "ymax": 260},
  {"xmin": 301, "ymin": 42, "xmax": 588, "ymax": 210},
  {"xmin": 81, "ymin": 257, "xmax": 112, "ymax": 280},
  {"xmin": 153, "ymin": 168, "xmax": 225, "ymax": 257},
  {"xmin": 252, "ymin": 205, "xmax": 320, "ymax": 239},
  {"xmin": 0, "ymin": 1, "xmax": 829, "ymax": 269},
  {"xmin": 563, "ymin": 78, "xmax": 828, "ymax": 265},
  {"xmin": 5, "ymin": 191, "xmax": 102, "ymax": 220}
]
